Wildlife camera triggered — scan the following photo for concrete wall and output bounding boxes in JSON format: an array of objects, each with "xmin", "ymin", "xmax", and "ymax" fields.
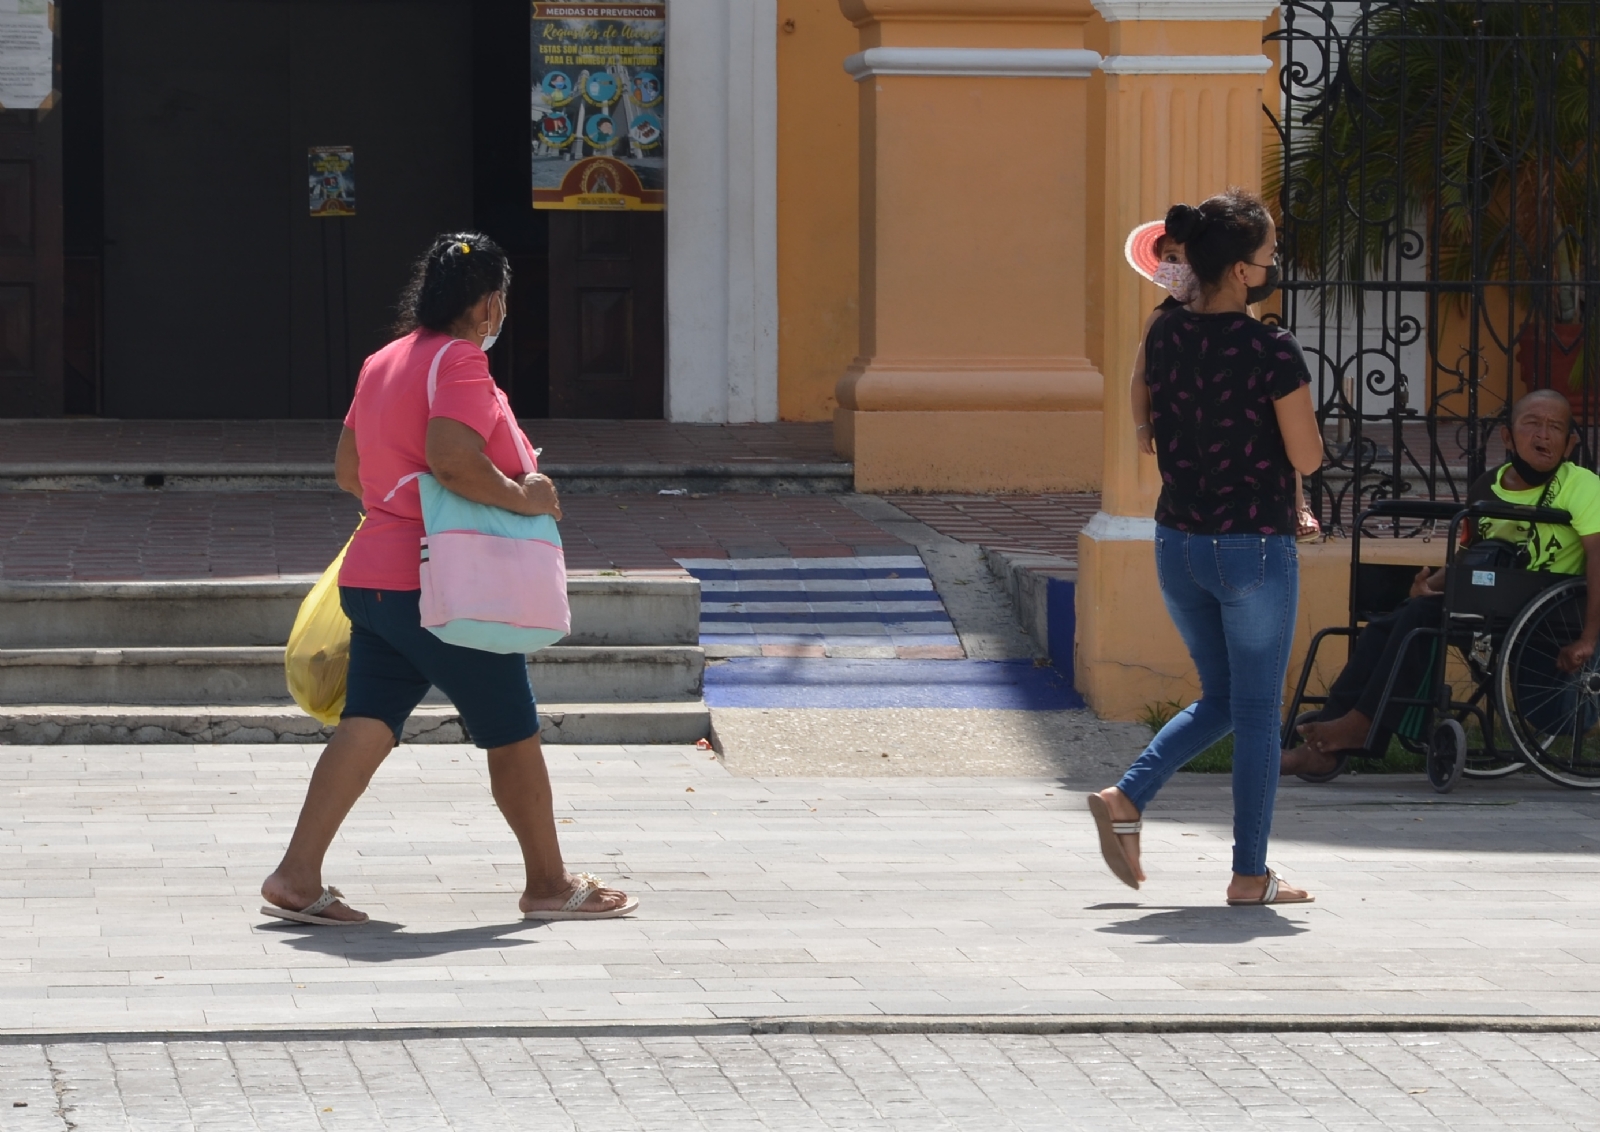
[
  {"xmin": 665, "ymin": 0, "xmax": 781, "ymax": 422},
  {"xmin": 775, "ymin": 0, "xmax": 861, "ymax": 422}
]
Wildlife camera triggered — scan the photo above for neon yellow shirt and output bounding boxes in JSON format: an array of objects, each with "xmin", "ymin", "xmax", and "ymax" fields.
[{"xmin": 1472, "ymin": 462, "xmax": 1600, "ymax": 575}]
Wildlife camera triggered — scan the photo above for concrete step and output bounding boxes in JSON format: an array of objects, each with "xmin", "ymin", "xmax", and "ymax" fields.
[
  {"xmin": 0, "ymin": 645, "xmax": 704, "ymax": 706},
  {"xmin": 0, "ymin": 575, "xmax": 700, "ymax": 649},
  {"xmin": 0, "ymin": 701, "xmax": 711, "ymax": 745},
  {"xmin": 0, "ymin": 462, "xmax": 853, "ymax": 494}
]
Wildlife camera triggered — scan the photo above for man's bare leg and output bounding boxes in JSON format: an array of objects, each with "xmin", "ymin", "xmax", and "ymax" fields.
[{"xmin": 1281, "ymin": 710, "xmax": 1373, "ymax": 775}]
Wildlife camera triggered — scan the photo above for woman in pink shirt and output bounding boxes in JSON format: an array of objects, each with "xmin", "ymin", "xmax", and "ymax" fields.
[{"xmin": 261, "ymin": 234, "xmax": 634, "ymax": 925}]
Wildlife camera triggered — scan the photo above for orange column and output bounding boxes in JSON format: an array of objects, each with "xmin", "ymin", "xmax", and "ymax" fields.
[
  {"xmin": 834, "ymin": 0, "xmax": 1105, "ymax": 493},
  {"xmin": 1075, "ymin": 1, "xmax": 1282, "ymax": 719}
]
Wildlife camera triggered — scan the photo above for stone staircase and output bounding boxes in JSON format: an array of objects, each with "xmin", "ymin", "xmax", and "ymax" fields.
[{"xmin": 0, "ymin": 576, "xmax": 709, "ymax": 745}]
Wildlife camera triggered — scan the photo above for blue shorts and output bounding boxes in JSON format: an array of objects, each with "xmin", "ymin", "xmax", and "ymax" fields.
[{"xmin": 339, "ymin": 587, "xmax": 540, "ymax": 749}]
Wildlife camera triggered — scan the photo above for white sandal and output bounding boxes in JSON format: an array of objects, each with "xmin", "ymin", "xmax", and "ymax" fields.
[
  {"xmin": 260, "ymin": 885, "xmax": 367, "ymax": 926},
  {"xmin": 1227, "ymin": 869, "xmax": 1315, "ymax": 906},
  {"xmin": 523, "ymin": 872, "xmax": 639, "ymax": 921}
]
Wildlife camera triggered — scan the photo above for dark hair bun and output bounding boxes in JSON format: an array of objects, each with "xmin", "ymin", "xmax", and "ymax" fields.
[
  {"xmin": 1161, "ymin": 189, "xmax": 1273, "ymax": 289},
  {"xmin": 393, "ymin": 232, "xmax": 512, "ymax": 337},
  {"xmin": 1163, "ymin": 203, "xmax": 1205, "ymax": 244}
]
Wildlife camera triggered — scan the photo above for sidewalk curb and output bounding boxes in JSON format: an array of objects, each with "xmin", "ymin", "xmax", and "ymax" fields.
[{"xmin": 3, "ymin": 1015, "xmax": 1597, "ymax": 1045}]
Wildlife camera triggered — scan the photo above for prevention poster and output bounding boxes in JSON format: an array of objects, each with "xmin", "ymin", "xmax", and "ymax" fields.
[
  {"xmin": 530, "ymin": 3, "xmax": 665, "ymax": 211},
  {"xmin": 0, "ymin": 0, "xmax": 54, "ymax": 112},
  {"xmin": 308, "ymin": 146, "xmax": 356, "ymax": 217}
]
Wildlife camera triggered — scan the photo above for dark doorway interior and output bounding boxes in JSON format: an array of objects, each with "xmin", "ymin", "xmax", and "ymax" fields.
[
  {"xmin": 0, "ymin": 21, "xmax": 64, "ymax": 419},
  {"xmin": 100, "ymin": 0, "xmax": 473, "ymax": 420},
  {"xmin": 472, "ymin": 0, "xmax": 548, "ymax": 420},
  {"xmin": 474, "ymin": 0, "xmax": 664, "ymax": 422},
  {"xmin": 57, "ymin": 0, "xmax": 664, "ymax": 421},
  {"xmin": 548, "ymin": 211, "xmax": 665, "ymax": 419},
  {"xmin": 62, "ymin": 0, "xmax": 104, "ymax": 417}
]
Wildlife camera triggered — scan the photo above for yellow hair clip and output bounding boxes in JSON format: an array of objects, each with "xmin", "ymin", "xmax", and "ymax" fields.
[{"xmin": 458, "ymin": 242, "xmax": 471, "ymax": 254}]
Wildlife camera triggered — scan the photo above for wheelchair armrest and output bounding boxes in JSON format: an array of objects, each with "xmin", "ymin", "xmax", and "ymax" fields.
[
  {"xmin": 1465, "ymin": 500, "xmax": 1572, "ymax": 526},
  {"xmin": 1361, "ymin": 499, "xmax": 1463, "ymax": 522}
]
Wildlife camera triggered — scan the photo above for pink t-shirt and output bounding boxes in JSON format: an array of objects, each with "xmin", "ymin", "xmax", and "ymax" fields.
[{"xmin": 339, "ymin": 330, "xmax": 538, "ymax": 591}]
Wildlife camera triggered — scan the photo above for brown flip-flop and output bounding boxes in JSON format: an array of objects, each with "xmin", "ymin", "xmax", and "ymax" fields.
[{"xmin": 1086, "ymin": 793, "xmax": 1141, "ymax": 890}]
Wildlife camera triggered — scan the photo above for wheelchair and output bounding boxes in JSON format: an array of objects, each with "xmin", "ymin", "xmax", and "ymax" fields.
[{"xmin": 1282, "ymin": 497, "xmax": 1600, "ymax": 792}]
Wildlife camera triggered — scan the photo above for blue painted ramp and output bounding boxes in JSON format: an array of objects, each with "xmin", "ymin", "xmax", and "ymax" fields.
[{"xmin": 704, "ymin": 658, "xmax": 1084, "ymax": 710}]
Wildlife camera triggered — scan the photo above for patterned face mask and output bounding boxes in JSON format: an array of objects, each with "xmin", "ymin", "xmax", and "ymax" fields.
[{"xmin": 1152, "ymin": 261, "xmax": 1197, "ymax": 303}]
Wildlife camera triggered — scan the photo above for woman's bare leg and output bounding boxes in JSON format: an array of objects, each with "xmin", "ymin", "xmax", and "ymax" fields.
[
  {"xmin": 487, "ymin": 734, "xmax": 630, "ymax": 915},
  {"xmin": 261, "ymin": 716, "xmax": 397, "ymax": 922}
]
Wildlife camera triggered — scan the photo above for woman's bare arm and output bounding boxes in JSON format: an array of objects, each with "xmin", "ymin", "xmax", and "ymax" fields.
[
  {"xmin": 425, "ymin": 417, "xmax": 562, "ymax": 519},
  {"xmin": 1273, "ymin": 385, "xmax": 1325, "ymax": 476},
  {"xmin": 335, "ymin": 427, "xmax": 362, "ymax": 498},
  {"xmin": 1130, "ymin": 309, "xmax": 1162, "ymax": 455}
]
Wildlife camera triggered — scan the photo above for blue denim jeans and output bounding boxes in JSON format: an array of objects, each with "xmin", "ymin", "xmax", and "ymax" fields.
[{"xmin": 1115, "ymin": 527, "xmax": 1300, "ymax": 876}]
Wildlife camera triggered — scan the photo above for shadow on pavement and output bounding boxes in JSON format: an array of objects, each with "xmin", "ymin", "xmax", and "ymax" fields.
[
  {"xmin": 255, "ymin": 918, "xmax": 546, "ymax": 961},
  {"xmin": 1092, "ymin": 905, "xmax": 1310, "ymax": 943}
]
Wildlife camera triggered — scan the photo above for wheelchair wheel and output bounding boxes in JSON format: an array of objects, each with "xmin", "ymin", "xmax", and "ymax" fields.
[
  {"xmin": 1427, "ymin": 718, "xmax": 1466, "ymax": 793},
  {"xmin": 1286, "ymin": 710, "xmax": 1348, "ymax": 783},
  {"xmin": 1496, "ymin": 578, "xmax": 1600, "ymax": 789},
  {"xmin": 1461, "ymin": 753, "xmax": 1526, "ymax": 779}
]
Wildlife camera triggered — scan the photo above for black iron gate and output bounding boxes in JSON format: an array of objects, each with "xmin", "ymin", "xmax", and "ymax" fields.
[{"xmin": 1268, "ymin": 0, "xmax": 1600, "ymax": 532}]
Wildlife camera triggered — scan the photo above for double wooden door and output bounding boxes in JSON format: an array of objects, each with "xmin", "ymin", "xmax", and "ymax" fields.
[
  {"xmin": 547, "ymin": 210, "xmax": 664, "ymax": 419},
  {"xmin": 0, "ymin": 107, "xmax": 62, "ymax": 418}
]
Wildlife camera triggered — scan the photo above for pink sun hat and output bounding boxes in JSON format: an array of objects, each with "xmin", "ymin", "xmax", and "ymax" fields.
[{"xmin": 1124, "ymin": 219, "xmax": 1168, "ymax": 282}]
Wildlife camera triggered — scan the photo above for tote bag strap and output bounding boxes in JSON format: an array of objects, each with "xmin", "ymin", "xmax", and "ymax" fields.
[
  {"xmin": 382, "ymin": 338, "xmax": 473, "ymax": 503},
  {"xmin": 495, "ymin": 385, "xmax": 538, "ymax": 478}
]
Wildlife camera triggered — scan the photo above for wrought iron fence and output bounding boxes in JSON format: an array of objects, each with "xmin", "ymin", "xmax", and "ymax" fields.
[{"xmin": 1267, "ymin": 0, "xmax": 1600, "ymax": 533}]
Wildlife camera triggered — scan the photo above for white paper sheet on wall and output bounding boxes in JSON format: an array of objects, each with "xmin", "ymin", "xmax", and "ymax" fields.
[{"xmin": 0, "ymin": 0, "xmax": 51, "ymax": 111}]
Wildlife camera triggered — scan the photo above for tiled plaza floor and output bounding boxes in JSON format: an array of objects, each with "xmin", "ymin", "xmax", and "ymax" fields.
[{"xmin": 1, "ymin": 743, "xmax": 1597, "ymax": 1037}]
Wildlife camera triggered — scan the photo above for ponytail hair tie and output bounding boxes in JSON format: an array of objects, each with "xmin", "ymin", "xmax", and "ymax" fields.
[{"xmin": 458, "ymin": 242, "xmax": 471, "ymax": 255}]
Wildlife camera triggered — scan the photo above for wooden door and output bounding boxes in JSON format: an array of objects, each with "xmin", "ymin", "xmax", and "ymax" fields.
[
  {"xmin": 547, "ymin": 210, "xmax": 664, "ymax": 418},
  {"xmin": 0, "ymin": 106, "xmax": 63, "ymax": 417}
]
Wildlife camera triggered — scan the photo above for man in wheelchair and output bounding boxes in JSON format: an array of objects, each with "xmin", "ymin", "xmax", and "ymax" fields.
[{"xmin": 1283, "ymin": 389, "xmax": 1600, "ymax": 777}]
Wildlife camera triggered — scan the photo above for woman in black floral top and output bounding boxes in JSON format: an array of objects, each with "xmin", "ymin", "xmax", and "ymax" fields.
[{"xmin": 1088, "ymin": 189, "xmax": 1325, "ymax": 906}]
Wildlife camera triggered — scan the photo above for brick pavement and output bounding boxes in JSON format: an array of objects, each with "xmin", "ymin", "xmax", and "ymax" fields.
[
  {"xmin": 0, "ymin": 490, "xmax": 1099, "ymax": 582},
  {"xmin": 0, "ymin": 420, "xmax": 836, "ymax": 471},
  {"xmin": 888, "ymin": 494, "xmax": 1099, "ymax": 562},
  {"xmin": 1, "ymin": 743, "xmax": 1597, "ymax": 1035},
  {"xmin": 0, "ymin": 492, "xmax": 362, "ymax": 581},
  {"xmin": 2, "ymin": 1031, "xmax": 1597, "ymax": 1130},
  {"xmin": 0, "ymin": 493, "xmax": 908, "ymax": 580}
]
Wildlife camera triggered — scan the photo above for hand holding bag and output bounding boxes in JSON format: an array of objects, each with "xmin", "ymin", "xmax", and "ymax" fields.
[{"xmin": 388, "ymin": 338, "xmax": 571, "ymax": 654}]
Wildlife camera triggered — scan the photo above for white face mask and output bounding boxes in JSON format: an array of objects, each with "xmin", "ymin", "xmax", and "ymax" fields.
[
  {"xmin": 1152, "ymin": 261, "xmax": 1198, "ymax": 303},
  {"xmin": 480, "ymin": 294, "xmax": 507, "ymax": 351}
]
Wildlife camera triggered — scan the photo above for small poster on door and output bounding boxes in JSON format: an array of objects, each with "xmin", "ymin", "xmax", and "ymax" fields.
[
  {"xmin": 308, "ymin": 146, "xmax": 356, "ymax": 217},
  {"xmin": 0, "ymin": 0, "xmax": 55, "ymax": 112},
  {"xmin": 531, "ymin": 3, "xmax": 665, "ymax": 211}
]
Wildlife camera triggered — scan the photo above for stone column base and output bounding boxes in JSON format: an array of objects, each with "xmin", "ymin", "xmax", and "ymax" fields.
[
  {"xmin": 1076, "ymin": 523, "xmax": 1450, "ymax": 723},
  {"xmin": 1075, "ymin": 520, "xmax": 1194, "ymax": 722},
  {"xmin": 836, "ymin": 409, "xmax": 1103, "ymax": 494}
]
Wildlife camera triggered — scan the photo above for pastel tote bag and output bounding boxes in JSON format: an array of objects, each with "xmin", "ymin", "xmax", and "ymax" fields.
[{"xmin": 388, "ymin": 338, "xmax": 571, "ymax": 654}]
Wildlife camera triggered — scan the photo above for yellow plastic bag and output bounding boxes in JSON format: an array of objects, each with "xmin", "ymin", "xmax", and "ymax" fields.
[{"xmin": 285, "ymin": 532, "xmax": 357, "ymax": 726}]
